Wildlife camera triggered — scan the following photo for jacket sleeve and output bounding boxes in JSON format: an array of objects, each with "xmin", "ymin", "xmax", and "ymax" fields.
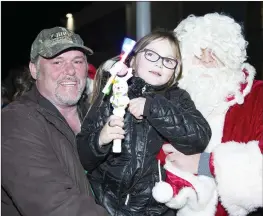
[
  {"xmin": 143, "ymin": 87, "xmax": 211, "ymax": 155},
  {"xmin": 1, "ymin": 109, "xmax": 108, "ymax": 216},
  {"xmin": 77, "ymin": 95, "xmax": 112, "ymax": 172}
]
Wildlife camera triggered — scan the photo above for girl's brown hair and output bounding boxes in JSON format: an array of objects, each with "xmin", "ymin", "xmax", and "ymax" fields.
[{"xmin": 90, "ymin": 29, "xmax": 182, "ymax": 104}]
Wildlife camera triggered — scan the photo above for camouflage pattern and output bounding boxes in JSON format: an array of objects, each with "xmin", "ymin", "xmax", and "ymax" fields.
[{"xmin": 30, "ymin": 27, "xmax": 93, "ymax": 62}]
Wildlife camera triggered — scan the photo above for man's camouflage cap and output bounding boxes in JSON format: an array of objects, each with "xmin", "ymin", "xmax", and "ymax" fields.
[{"xmin": 30, "ymin": 27, "xmax": 93, "ymax": 62}]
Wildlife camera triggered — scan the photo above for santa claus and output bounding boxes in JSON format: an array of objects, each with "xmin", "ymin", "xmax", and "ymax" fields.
[{"xmin": 152, "ymin": 13, "xmax": 263, "ymax": 216}]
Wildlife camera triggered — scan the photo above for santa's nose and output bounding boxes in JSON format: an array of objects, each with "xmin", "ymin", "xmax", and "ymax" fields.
[{"xmin": 201, "ymin": 49, "xmax": 213, "ymax": 63}]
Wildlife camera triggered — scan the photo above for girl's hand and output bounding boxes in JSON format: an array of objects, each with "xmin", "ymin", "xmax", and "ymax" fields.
[
  {"xmin": 99, "ymin": 115, "xmax": 125, "ymax": 146},
  {"xmin": 128, "ymin": 97, "xmax": 146, "ymax": 120}
]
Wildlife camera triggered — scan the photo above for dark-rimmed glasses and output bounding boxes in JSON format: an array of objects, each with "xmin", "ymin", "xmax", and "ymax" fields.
[{"xmin": 139, "ymin": 49, "xmax": 179, "ymax": 70}]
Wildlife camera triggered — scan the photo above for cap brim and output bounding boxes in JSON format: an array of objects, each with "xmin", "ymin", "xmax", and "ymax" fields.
[{"xmin": 39, "ymin": 43, "xmax": 93, "ymax": 59}]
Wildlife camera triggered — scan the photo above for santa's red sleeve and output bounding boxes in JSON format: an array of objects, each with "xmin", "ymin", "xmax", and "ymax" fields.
[{"xmin": 210, "ymin": 80, "xmax": 263, "ymax": 216}]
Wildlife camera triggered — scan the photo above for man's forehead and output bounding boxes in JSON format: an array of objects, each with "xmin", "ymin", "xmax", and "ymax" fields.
[
  {"xmin": 52, "ymin": 50, "xmax": 86, "ymax": 59},
  {"xmin": 38, "ymin": 50, "xmax": 86, "ymax": 63}
]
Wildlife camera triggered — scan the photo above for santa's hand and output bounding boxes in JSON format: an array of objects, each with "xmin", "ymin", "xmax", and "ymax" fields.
[
  {"xmin": 109, "ymin": 61, "xmax": 129, "ymax": 76},
  {"xmin": 163, "ymin": 162, "xmax": 218, "ymax": 216},
  {"xmin": 128, "ymin": 97, "xmax": 146, "ymax": 120},
  {"xmin": 99, "ymin": 115, "xmax": 125, "ymax": 146},
  {"xmin": 153, "ymin": 168, "xmax": 196, "ymax": 208},
  {"xmin": 163, "ymin": 144, "xmax": 200, "ymax": 174}
]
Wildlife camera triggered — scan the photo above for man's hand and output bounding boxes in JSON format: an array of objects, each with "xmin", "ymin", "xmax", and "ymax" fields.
[
  {"xmin": 163, "ymin": 144, "xmax": 201, "ymax": 174},
  {"xmin": 128, "ymin": 97, "xmax": 146, "ymax": 120},
  {"xmin": 99, "ymin": 115, "xmax": 125, "ymax": 146}
]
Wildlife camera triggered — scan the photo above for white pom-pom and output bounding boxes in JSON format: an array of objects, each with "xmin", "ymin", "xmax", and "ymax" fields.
[{"xmin": 152, "ymin": 181, "xmax": 173, "ymax": 203}]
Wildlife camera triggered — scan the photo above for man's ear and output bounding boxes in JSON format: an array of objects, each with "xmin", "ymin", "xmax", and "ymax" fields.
[{"xmin": 29, "ymin": 61, "xmax": 37, "ymax": 79}]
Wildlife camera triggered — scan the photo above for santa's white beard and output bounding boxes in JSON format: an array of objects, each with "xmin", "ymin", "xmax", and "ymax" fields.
[{"xmin": 179, "ymin": 65, "xmax": 245, "ymax": 118}]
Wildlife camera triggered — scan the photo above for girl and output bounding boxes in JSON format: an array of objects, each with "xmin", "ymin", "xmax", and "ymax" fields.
[{"xmin": 77, "ymin": 30, "xmax": 211, "ymax": 216}]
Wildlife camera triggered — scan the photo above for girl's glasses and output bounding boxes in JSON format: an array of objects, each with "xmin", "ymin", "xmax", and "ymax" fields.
[{"xmin": 140, "ymin": 49, "xmax": 178, "ymax": 70}]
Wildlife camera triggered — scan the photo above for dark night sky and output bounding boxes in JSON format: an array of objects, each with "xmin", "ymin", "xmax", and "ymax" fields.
[
  {"xmin": 2, "ymin": 1, "xmax": 262, "ymax": 82},
  {"xmin": 1, "ymin": 1, "xmax": 93, "ymax": 80}
]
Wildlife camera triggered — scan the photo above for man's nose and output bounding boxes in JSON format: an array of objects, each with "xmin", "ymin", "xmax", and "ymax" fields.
[{"xmin": 65, "ymin": 62, "xmax": 76, "ymax": 76}]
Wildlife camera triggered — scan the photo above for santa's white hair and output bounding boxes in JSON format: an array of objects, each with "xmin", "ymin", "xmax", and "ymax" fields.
[
  {"xmin": 174, "ymin": 13, "xmax": 248, "ymax": 71},
  {"xmin": 173, "ymin": 13, "xmax": 251, "ymax": 113}
]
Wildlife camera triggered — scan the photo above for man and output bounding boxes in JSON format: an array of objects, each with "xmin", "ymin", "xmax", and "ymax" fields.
[
  {"xmin": 152, "ymin": 13, "xmax": 263, "ymax": 216},
  {"xmin": 1, "ymin": 27, "xmax": 108, "ymax": 216}
]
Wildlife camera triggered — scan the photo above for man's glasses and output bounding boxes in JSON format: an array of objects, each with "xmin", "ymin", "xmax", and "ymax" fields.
[{"xmin": 140, "ymin": 49, "xmax": 179, "ymax": 70}]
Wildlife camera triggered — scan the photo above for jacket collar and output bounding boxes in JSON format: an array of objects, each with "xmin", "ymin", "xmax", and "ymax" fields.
[
  {"xmin": 128, "ymin": 76, "xmax": 177, "ymax": 98},
  {"xmin": 30, "ymin": 84, "xmax": 88, "ymax": 123}
]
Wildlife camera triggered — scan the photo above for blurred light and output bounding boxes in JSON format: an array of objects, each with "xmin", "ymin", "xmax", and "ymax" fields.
[
  {"xmin": 66, "ymin": 13, "xmax": 73, "ymax": 18},
  {"xmin": 66, "ymin": 13, "xmax": 74, "ymax": 31}
]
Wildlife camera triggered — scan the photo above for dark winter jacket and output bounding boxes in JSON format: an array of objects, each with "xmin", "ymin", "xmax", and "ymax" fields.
[
  {"xmin": 1, "ymin": 85, "xmax": 108, "ymax": 216},
  {"xmin": 77, "ymin": 76, "xmax": 211, "ymax": 216}
]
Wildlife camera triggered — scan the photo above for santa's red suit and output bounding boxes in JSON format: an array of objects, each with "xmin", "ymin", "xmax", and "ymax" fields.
[
  {"xmin": 154, "ymin": 65, "xmax": 263, "ymax": 216},
  {"xmin": 152, "ymin": 13, "xmax": 263, "ymax": 216}
]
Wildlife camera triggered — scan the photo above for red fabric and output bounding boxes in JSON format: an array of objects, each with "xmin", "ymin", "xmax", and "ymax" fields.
[
  {"xmin": 215, "ymin": 202, "xmax": 228, "ymax": 216},
  {"xmin": 166, "ymin": 170, "xmax": 195, "ymax": 196},
  {"xmin": 156, "ymin": 142, "xmax": 171, "ymax": 166},
  {"xmin": 226, "ymin": 68, "xmax": 248, "ymax": 102},
  {"xmin": 209, "ymin": 153, "xmax": 215, "ymax": 177},
  {"xmin": 156, "ymin": 149, "xmax": 167, "ymax": 166},
  {"xmin": 88, "ymin": 64, "xmax": 96, "ymax": 80},
  {"xmin": 222, "ymin": 80, "xmax": 263, "ymax": 144},
  {"xmin": 258, "ymin": 140, "xmax": 263, "ymax": 154}
]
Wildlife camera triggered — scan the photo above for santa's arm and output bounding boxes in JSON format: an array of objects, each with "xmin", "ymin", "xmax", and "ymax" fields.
[{"xmin": 208, "ymin": 82, "xmax": 263, "ymax": 216}]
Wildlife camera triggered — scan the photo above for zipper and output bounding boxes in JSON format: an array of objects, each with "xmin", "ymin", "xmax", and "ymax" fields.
[
  {"xmin": 142, "ymin": 85, "xmax": 146, "ymax": 94},
  {"xmin": 125, "ymin": 194, "xmax": 130, "ymax": 205}
]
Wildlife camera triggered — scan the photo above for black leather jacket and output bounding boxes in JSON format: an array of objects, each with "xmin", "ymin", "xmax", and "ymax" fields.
[{"xmin": 77, "ymin": 76, "xmax": 211, "ymax": 216}]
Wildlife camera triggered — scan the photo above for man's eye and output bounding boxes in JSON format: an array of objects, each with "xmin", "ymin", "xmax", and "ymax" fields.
[
  {"xmin": 53, "ymin": 61, "xmax": 62, "ymax": 65},
  {"xmin": 75, "ymin": 61, "xmax": 83, "ymax": 64}
]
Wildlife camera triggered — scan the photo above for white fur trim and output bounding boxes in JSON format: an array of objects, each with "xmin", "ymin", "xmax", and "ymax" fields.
[
  {"xmin": 164, "ymin": 161, "xmax": 218, "ymax": 216},
  {"xmin": 213, "ymin": 140, "xmax": 263, "ymax": 216},
  {"xmin": 226, "ymin": 63, "xmax": 256, "ymax": 107},
  {"xmin": 152, "ymin": 181, "xmax": 174, "ymax": 203},
  {"xmin": 241, "ymin": 63, "xmax": 256, "ymax": 98}
]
